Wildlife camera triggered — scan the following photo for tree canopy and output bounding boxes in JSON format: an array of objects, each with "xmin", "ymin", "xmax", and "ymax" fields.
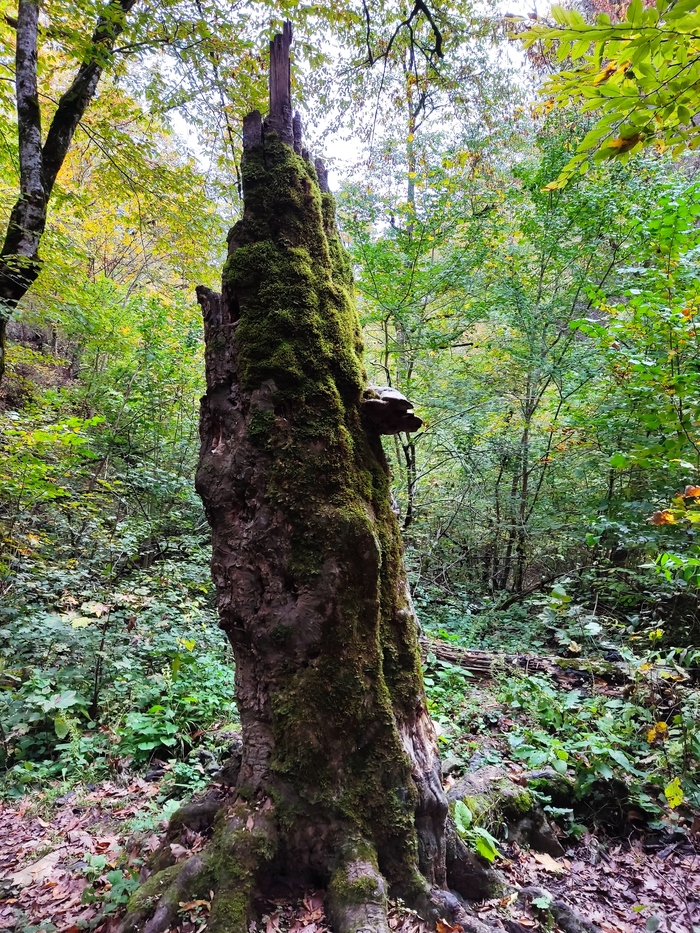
[{"xmin": 521, "ymin": 0, "xmax": 700, "ymax": 186}]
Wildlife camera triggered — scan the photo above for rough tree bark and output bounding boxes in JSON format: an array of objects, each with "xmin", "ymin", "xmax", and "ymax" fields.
[
  {"xmin": 119, "ymin": 24, "xmax": 506, "ymax": 933},
  {"xmin": 0, "ymin": 0, "xmax": 136, "ymax": 383}
]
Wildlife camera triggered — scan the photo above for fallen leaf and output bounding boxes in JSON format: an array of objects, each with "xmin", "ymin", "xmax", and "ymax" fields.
[
  {"xmin": 11, "ymin": 849, "xmax": 63, "ymax": 888},
  {"xmin": 179, "ymin": 899, "xmax": 211, "ymax": 911},
  {"xmin": 531, "ymin": 851, "xmax": 566, "ymax": 874},
  {"xmin": 436, "ymin": 920, "xmax": 463, "ymax": 933}
]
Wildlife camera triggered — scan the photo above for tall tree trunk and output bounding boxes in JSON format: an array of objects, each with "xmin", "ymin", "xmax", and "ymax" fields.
[
  {"xmin": 0, "ymin": 0, "xmax": 136, "ymax": 383},
  {"xmin": 120, "ymin": 24, "xmax": 501, "ymax": 933}
]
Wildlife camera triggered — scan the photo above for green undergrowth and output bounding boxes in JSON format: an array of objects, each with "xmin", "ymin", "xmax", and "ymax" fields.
[
  {"xmin": 418, "ymin": 576, "xmax": 700, "ymax": 829},
  {"xmin": 0, "ymin": 552, "xmax": 238, "ymax": 796},
  {"xmin": 422, "ymin": 640, "xmax": 700, "ymax": 836}
]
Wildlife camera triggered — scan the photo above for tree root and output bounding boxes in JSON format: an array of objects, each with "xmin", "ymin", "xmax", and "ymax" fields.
[
  {"xmin": 445, "ymin": 820, "xmax": 507, "ymax": 901},
  {"xmin": 327, "ymin": 848, "xmax": 391, "ymax": 933},
  {"xmin": 148, "ymin": 793, "xmax": 225, "ymax": 874},
  {"xmin": 120, "ymin": 800, "xmax": 278, "ymax": 933},
  {"xmin": 429, "ymin": 889, "xmax": 503, "ymax": 933},
  {"xmin": 119, "ymin": 801, "xmax": 528, "ymax": 933}
]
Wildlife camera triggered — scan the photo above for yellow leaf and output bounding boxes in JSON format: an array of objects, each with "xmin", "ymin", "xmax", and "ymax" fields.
[
  {"xmin": 608, "ymin": 133, "xmax": 643, "ymax": 153},
  {"xmin": 664, "ymin": 777, "xmax": 683, "ymax": 809},
  {"xmin": 592, "ymin": 63, "xmax": 617, "ymax": 85}
]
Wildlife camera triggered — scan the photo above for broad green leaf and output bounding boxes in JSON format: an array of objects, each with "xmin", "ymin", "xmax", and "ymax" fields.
[{"xmin": 453, "ymin": 799, "xmax": 473, "ymax": 835}]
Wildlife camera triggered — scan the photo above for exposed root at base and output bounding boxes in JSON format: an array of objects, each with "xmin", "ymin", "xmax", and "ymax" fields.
[
  {"xmin": 119, "ymin": 800, "xmax": 278, "ymax": 933},
  {"xmin": 120, "ymin": 798, "xmax": 582, "ymax": 933},
  {"xmin": 328, "ymin": 850, "xmax": 391, "ymax": 933}
]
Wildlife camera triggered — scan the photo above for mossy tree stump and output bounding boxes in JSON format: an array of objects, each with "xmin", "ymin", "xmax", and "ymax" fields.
[{"xmin": 119, "ymin": 23, "xmax": 502, "ymax": 933}]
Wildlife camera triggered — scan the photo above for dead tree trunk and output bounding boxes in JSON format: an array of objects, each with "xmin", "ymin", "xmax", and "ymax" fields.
[{"xmin": 119, "ymin": 25, "xmax": 502, "ymax": 933}]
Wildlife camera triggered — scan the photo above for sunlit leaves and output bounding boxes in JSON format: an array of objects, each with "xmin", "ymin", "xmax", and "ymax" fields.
[
  {"xmin": 664, "ymin": 775, "xmax": 684, "ymax": 808},
  {"xmin": 520, "ymin": 0, "xmax": 700, "ymax": 185}
]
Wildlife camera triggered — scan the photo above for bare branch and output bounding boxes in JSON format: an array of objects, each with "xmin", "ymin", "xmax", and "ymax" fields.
[{"xmin": 365, "ymin": 0, "xmax": 445, "ymax": 68}]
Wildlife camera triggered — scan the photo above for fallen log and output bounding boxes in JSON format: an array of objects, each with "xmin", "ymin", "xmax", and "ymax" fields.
[{"xmin": 418, "ymin": 636, "xmax": 680, "ymax": 686}]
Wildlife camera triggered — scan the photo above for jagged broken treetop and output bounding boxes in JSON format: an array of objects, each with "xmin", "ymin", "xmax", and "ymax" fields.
[
  {"xmin": 235, "ymin": 21, "xmax": 422, "ymax": 435},
  {"xmin": 241, "ymin": 22, "xmax": 330, "ymax": 192}
]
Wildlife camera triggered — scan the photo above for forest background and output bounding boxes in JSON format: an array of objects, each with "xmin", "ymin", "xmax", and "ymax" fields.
[{"xmin": 0, "ymin": 0, "xmax": 699, "ymax": 889}]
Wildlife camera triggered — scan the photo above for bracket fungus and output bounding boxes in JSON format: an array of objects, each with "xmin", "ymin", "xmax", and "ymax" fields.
[{"xmin": 362, "ymin": 386, "xmax": 423, "ymax": 435}]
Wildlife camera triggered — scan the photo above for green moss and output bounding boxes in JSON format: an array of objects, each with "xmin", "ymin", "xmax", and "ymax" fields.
[
  {"xmin": 221, "ymin": 132, "xmax": 426, "ymax": 892},
  {"xmin": 209, "ymin": 889, "xmax": 250, "ymax": 933},
  {"xmin": 126, "ymin": 864, "xmax": 181, "ymax": 912},
  {"xmin": 527, "ymin": 774, "xmax": 575, "ymax": 808},
  {"xmin": 204, "ymin": 809, "xmax": 278, "ymax": 933},
  {"xmin": 328, "ymin": 866, "xmax": 384, "ymax": 906},
  {"xmin": 458, "ymin": 794, "xmax": 489, "ymax": 824},
  {"xmin": 247, "ymin": 408, "xmax": 276, "ymax": 448},
  {"xmin": 453, "ymin": 780, "xmax": 535, "ymax": 834},
  {"xmin": 497, "ymin": 784, "xmax": 534, "ymax": 820}
]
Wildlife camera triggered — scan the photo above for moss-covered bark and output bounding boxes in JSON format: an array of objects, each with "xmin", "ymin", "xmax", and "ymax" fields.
[
  {"xmin": 119, "ymin": 35, "xmax": 497, "ymax": 932},
  {"xmin": 196, "ymin": 126, "xmax": 444, "ymax": 896}
]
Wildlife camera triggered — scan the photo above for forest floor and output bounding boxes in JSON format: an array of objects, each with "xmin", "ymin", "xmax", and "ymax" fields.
[{"xmin": 0, "ymin": 674, "xmax": 697, "ymax": 933}]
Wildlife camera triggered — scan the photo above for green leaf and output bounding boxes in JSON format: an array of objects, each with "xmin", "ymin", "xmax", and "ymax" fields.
[
  {"xmin": 533, "ymin": 894, "xmax": 552, "ymax": 910},
  {"xmin": 609, "ymin": 453, "xmax": 630, "ymax": 469},
  {"xmin": 54, "ymin": 715, "xmax": 70, "ymax": 739},
  {"xmin": 608, "ymin": 748, "xmax": 634, "ymax": 772},
  {"xmin": 453, "ymin": 799, "xmax": 473, "ymax": 835},
  {"xmin": 626, "ymin": 0, "xmax": 643, "ymax": 24},
  {"xmin": 471, "ymin": 827, "xmax": 501, "ymax": 862}
]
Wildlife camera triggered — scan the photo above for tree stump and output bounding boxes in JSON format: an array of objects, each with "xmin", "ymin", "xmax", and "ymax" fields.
[{"xmin": 119, "ymin": 23, "xmax": 506, "ymax": 933}]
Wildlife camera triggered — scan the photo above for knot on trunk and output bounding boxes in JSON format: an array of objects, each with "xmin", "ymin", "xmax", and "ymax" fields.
[{"xmin": 362, "ymin": 386, "xmax": 422, "ymax": 434}]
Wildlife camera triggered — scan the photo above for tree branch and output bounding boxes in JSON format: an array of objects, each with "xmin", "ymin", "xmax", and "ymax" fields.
[{"xmin": 41, "ymin": 0, "xmax": 137, "ymax": 195}]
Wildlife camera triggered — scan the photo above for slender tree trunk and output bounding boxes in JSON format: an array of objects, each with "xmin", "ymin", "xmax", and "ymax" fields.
[
  {"xmin": 514, "ymin": 420, "xmax": 531, "ymax": 594},
  {"xmin": 0, "ymin": 0, "xmax": 136, "ymax": 382},
  {"xmin": 120, "ymin": 25, "xmax": 502, "ymax": 933}
]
